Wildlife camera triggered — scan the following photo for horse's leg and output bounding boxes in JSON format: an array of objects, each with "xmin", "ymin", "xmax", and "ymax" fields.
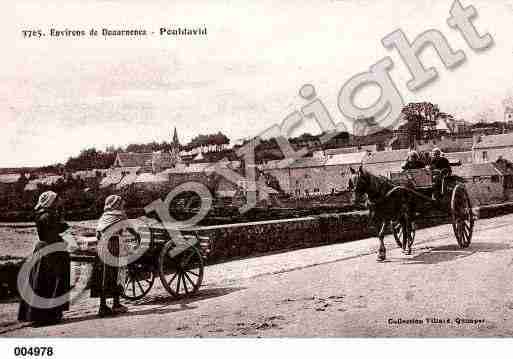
[
  {"xmin": 397, "ymin": 200, "xmax": 408, "ymax": 254},
  {"xmin": 404, "ymin": 211, "xmax": 413, "ymax": 255},
  {"xmin": 377, "ymin": 221, "xmax": 386, "ymax": 261},
  {"xmin": 400, "ymin": 214, "xmax": 407, "ymax": 253},
  {"xmin": 408, "ymin": 220, "xmax": 416, "ymax": 254},
  {"xmin": 408, "ymin": 196, "xmax": 416, "ymax": 254},
  {"xmin": 400, "ymin": 194, "xmax": 414, "ymax": 255}
]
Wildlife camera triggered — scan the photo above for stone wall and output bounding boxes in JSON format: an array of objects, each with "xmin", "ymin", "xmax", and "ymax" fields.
[
  {"xmin": 465, "ymin": 182, "xmax": 504, "ymax": 206},
  {"xmin": 474, "ymin": 201, "xmax": 513, "ymax": 219},
  {"xmin": 191, "ymin": 210, "xmax": 444, "ymax": 264}
]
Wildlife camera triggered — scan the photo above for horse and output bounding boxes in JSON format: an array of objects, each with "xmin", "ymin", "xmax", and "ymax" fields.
[{"xmin": 348, "ymin": 166, "xmax": 415, "ymax": 261}]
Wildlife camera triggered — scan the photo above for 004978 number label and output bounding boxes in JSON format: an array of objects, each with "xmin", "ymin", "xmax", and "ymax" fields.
[{"xmin": 14, "ymin": 347, "xmax": 54, "ymax": 357}]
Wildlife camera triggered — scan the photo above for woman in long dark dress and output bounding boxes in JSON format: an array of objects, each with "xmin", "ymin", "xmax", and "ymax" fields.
[
  {"xmin": 18, "ymin": 191, "xmax": 71, "ymax": 326},
  {"xmin": 90, "ymin": 195, "xmax": 138, "ymax": 317}
]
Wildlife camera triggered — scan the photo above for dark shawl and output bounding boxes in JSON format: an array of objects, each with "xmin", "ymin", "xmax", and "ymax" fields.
[{"xmin": 18, "ymin": 209, "xmax": 70, "ymax": 323}]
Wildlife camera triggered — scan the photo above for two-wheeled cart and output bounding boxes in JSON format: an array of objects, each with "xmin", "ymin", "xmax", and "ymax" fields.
[
  {"xmin": 388, "ymin": 167, "xmax": 474, "ymax": 249},
  {"xmin": 71, "ymin": 226, "xmax": 211, "ymax": 301}
]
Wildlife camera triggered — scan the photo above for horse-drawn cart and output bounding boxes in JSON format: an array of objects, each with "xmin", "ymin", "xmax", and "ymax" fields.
[
  {"xmin": 389, "ymin": 167, "xmax": 474, "ymax": 250},
  {"xmin": 71, "ymin": 226, "xmax": 211, "ymax": 301}
]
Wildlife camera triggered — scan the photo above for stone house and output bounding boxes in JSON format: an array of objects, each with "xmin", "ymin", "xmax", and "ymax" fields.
[
  {"xmin": 112, "ymin": 153, "xmax": 153, "ymax": 172},
  {"xmin": 163, "ymin": 161, "xmax": 241, "ymax": 198},
  {"xmin": 473, "ymin": 132, "xmax": 513, "ymax": 163},
  {"xmin": 260, "ymin": 152, "xmax": 368, "ymax": 198},
  {"xmin": 288, "ymin": 157, "xmax": 329, "ymax": 197},
  {"xmin": 112, "ymin": 151, "xmax": 181, "ymax": 174},
  {"xmin": 492, "ymin": 159, "xmax": 513, "ymax": 201}
]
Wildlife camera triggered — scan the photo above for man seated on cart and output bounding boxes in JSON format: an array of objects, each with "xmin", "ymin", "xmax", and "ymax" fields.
[
  {"xmin": 428, "ymin": 148, "xmax": 451, "ymax": 201},
  {"xmin": 402, "ymin": 150, "xmax": 425, "ymax": 171}
]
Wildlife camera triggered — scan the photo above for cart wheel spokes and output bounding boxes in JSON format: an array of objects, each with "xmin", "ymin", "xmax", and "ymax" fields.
[
  {"xmin": 451, "ymin": 184, "xmax": 474, "ymax": 248},
  {"xmin": 159, "ymin": 241, "xmax": 204, "ymax": 299},
  {"xmin": 121, "ymin": 264, "xmax": 155, "ymax": 301}
]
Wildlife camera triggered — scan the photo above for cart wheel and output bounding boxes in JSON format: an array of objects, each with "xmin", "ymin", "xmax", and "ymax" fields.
[
  {"xmin": 158, "ymin": 240, "xmax": 204, "ymax": 299},
  {"xmin": 451, "ymin": 184, "xmax": 474, "ymax": 248},
  {"xmin": 121, "ymin": 263, "xmax": 156, "ymax": 300},
  {"xmin": 391, "ymin": 219, "xmax": 415, "ymax": 249}
]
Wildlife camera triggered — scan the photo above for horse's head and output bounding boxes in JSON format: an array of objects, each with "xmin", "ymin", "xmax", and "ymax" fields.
[{"xmin": 348, "ymin": 166, "xmax": 369, "ymax": 205}]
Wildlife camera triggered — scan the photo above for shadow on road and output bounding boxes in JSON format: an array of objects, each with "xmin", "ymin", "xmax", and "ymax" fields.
[
  {"xmin": 0, "ymin": 286, "xmax": 245, "ymax": 335},
  {"xmin": 59, "ymin": 286, "xmax": 245, "ymax": 327},
  {"xmin": 402, "ymin": 242, "xmax": 511, "ymax": 265},
  {"xmin": 131, "ymin": 286, "xmax": 245, "ymax": 306}
]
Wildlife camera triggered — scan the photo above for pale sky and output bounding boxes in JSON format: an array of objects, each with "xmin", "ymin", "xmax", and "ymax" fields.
[{"xmin": 2, "ymin": 0, "xmax": 513, "ymax": 166}]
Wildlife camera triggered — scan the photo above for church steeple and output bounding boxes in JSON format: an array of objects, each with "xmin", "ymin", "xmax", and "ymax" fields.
[{"xmin": 172, "ymin": 127, "xmax": 180, "ymax": 149}]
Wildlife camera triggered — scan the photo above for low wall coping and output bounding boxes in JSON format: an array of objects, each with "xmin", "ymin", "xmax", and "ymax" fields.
[{"xmin": 155, "ymin": 210, "xmax": 370, "ymax": 232}]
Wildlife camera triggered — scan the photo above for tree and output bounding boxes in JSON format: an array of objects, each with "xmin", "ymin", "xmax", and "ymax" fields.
[
  {"xmin": 65, "ymin": 148, "xmax": 116, "ymax": 171},
  {"xmin": 188, "ymin": 132, "xmax": 230, "ymax": 150},
  {"xmin": 105, "ymin": 145, "xmax": 123, "ymax": 153},
  {"xmin": 400, "ymin": 102, "xmax": 455, "ymax": 145},
  {"xmin": 39, "ymin": 163, "xmax": 64, "ymax": 174},
  {"xmin": 495, "ymin": 156, "xmax": 513, "ymax": 171}
]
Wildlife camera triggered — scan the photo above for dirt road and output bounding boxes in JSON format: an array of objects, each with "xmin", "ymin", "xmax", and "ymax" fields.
[{"xmin": 3, "ymin": 213, "xmax": 513, "ymax": 337}]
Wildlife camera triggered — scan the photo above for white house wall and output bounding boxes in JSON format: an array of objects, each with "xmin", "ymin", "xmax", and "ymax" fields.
[
  {"xmin": 263, "ymin": 164, "xmax": 357, "ymax": 196},
  {"xmin": 473, "ymin": 148, "xmax": 513, "ymax": 163}
]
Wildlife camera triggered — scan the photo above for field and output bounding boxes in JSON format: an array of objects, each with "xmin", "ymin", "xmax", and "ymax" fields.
[
  {"xmin": 0, "ymin": 221, "xmax": 102, "ymax": 300},
  {"xmin": 0, "ymin": 226, "xmax": 36, "ymax": 259},
  {"xmin": 0, "ymin": 221, "xmax": 100, "ymax": 259}
]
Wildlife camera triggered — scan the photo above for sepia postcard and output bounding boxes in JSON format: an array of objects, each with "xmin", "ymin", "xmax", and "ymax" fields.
[{"xmin": 2, "ymin": 0, "xmax": 513, "ymax": 349}]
